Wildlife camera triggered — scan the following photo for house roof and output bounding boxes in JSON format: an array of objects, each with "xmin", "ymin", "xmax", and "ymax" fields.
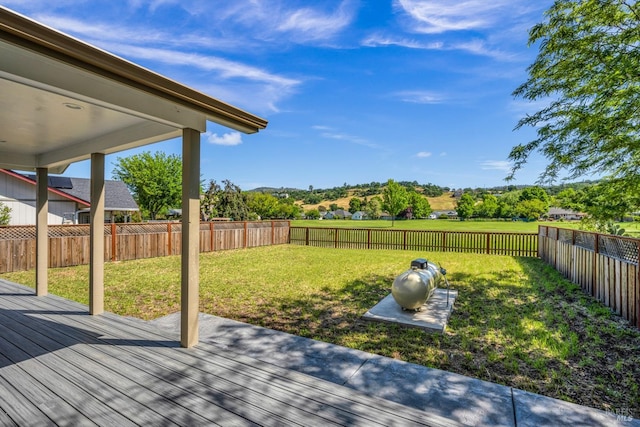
[
  {"xmin": 0, "ymin": 6, "xmax": 267, "ymax": 173},
  {"xmin": 548, "ymin": 207, "xmax": 584, "ymax": 216},
  {"xmin": 63, "ymin": 178, "xmax": 138, "ymax": 211},
  {"xmin": 3, "ymin": 168, "xmax": 139, "ymax": 211}
]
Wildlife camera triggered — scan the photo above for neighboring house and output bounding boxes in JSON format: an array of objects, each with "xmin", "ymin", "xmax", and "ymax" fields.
[
  {"xmin": 0, "ymin": 169, "xmax": 138, "ymax": 225},
  {"xmin": 547, "ymin": 207, "xmax": 586, "ymax": 221},
  {"xmin": 379, "ymin": 211, "xmax": 393, "ymax": 220},
  {"xmin": 324, "ymin": 210, "xmax": 352, "ymax": 219},
  {"xmin": 351, "ymin": 211, "xmax": 367, "ymax": 220},
  {"xmin": 333, "ymin": 209, "xmax": 352, "ymax": 219},
  {"xmin": 431, "ymin": 210, "xmax": 458, "ymax": 219}
]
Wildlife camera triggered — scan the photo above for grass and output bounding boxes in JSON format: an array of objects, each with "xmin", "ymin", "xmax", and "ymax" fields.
[
  {"xmin": 294, "ymin": 218, "xmax": 544, "ymax": 232},
  {"xmin": 2, "ymin": 245, "xmax": 639, "ymax": 416}
]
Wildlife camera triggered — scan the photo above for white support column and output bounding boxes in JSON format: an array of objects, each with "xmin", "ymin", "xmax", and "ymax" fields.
[
  {"xmin": 181, "ymin": 128, "xmax": 200, "ymax": 348},
  {"xmin": 90, "ymin": 153, "xmax": 105, "ymax": 315},
  {"xmin": 36, "ymin": 167, "xmax": 48, "ymax": 296}
]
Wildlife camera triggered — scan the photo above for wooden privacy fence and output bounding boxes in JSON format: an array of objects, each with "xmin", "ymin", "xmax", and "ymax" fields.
[
  {"xmin": 539, "ymin": 225, "xmax": 640, "ymax": 328},
  {"xmin": 0, "ymin": 221, "xmax": 290, "ymax": 273},
  {"xmin": 290, "ymin": 227, "xmax": 538, "ymax": 256}
]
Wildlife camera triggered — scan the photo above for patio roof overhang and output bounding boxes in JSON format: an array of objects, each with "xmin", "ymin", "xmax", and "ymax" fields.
[
  {"xmin": 0, "ymin": 6, "xmax": 267, "ymax": 174},
  {"xmin": 0, "ymin": 6, "xmax": 267, "ymax": 348}
]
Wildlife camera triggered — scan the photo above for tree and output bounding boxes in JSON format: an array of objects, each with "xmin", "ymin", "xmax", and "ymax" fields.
[
  {"xmin": 519, "ymin": 186, "xmax": 549, "ymax": 204},
  {"xmin": 516, "ymin": 199, "xmax": 548, "ymax": 221},
  {"xmin": 494, "ymin": 190, "xmax": 521, "ymax": 219},
  {"xmin": 475, "ymin": 193, "xmax": 498, "ymax": 218},
  {"xmin": 305, "ymin": 209, "xmax": 320, "ymax": 219},
  {"xmin": 519, "ymin": 186, "xmax": 550, "ymax": 214},
  {"xmin": 0, "ymin": 202, "xmax": 11, "ymax": 225},
  {"xmin": 510, "ymin": 0, "xmax": 640, "ymax": 197},
  {"xmin": 382, "ymin": 179, "xmax": 408, "ymax": 226},
  {"xmin": 201, "ymin": 179, "xmax": 251, "ymax": 220},
  {"xmin": 247, "ymin": 192, "xmax": 280, "ymax": 219},
  {"xmin": 407, "ymin": 191, "xmax": 432, "ymax": 218},
  {"xmin": 112, "ymin": 151, "xmax": 182, "ymax": 220},
  {"xmin": 365, "ymin": 197, "xmax": 382, "ymax": 220},
  {"xmin": 456, "ymin": 193, "xmax": 475, "ymax": 220},
  {"xmin": 348, "ymin": 197, "xmax": 362, "ymax": 214},
  {"xmin": 580, "ymin": 180, "xmax": 634, "ymax": 222}
]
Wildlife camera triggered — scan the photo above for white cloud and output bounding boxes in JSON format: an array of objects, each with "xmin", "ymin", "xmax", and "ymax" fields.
[
  {"xmin": 205, "ymin": 132, "xmax": 243, "ymax": 146},
  {"xmin": 36, "ymin": 15, "xmax": 243, "ymax": 51},
  {"xmin": 362, "ymin": 33, "xmax": 443, "ymax": 50},
  {"xmin": 276, "ymin": 2, "xmax": 356, "ymax": 42},
  {"xmin": 101, "ymin": 43, "xmax": 299, "ymax": 88},
  {"xmin": 480, "ymin": 160, "xmax": 512, "ymax": 172},
  {"xmin": 320, "ymin": 132, "xmax": 379, "ymax": 149},
  {"xmin": 393, "ymin": 90, "xmax": 445, "ymax": 104},
  {"xmin": 395, "ymin": 0, "xmax": 521, "ymax": 34},
  {"xmin": 213, "ymin": 0, "xmax": 358, "ymax": 44},
  {"xmin": 88, "ymin": 42, "xmax": 300, "ymax": 112},
  {"xmin": 416, "ymin": 151, "xmax": 432, "ymax": 158},
  {"xmin": 363, "ymin": 33, "xmax": 513, "ymax": 61}
]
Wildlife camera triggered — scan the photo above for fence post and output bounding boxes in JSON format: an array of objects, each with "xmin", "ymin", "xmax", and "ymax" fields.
[
  {"xmin": 441, "ymin": 231, "xmax": 447, "ymax": 252},
  {"xmin": 403, "ymin": 230, "xmax": 407, "ymax": 250},
  {"xmin": 367, "ymin": 229, "xmax": 371, "ymax": 249},
  {"xmin": 167, "ymin": 222, "xmax": 172, "ymax": 255},
  {"xmin": 334, "ymin": 228, "xmax": 339, "ymax": 248},
  {"xmin": 244, "ymin": 221, "xmax": 248, "ymax": 248},
  {"xmin": 553, "ymin": 227, "xmax": 558, "ymax": 269},
  {"xmin": 486, "ymin": 232, "xmax": 490, "ymax": 255},
  {"xmin": 305, "ymin": 227, "xmax": 310, "ymax": 246},
  {"xmin": 537, "ymin": 226, "xmax": 542, "ymax": 259},
  {"xmin": 111, "ymin": 223, "xmax": 117, "ymax": 262},
  {"xmin": 271, "ymin": 221, "xmax": 275, "ymax": 245},
  {"xmin": 636, "ymin": 240, "xmax": 640, "ymax": 329},
  {"xmin": 592, "ymin": 232, "xmax": 599, "ymax": 299},
  {"xmin": 210, "ymin": 222, "xmax": 214, "ymax": 251}
]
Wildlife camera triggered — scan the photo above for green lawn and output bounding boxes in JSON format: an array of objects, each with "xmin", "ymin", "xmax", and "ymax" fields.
[
  {"xmin": 294, "ymin": 219, "xmax": 545, "ymax": 232},
  {"xmin": 2, "ymin": 244, "xmax": 638, "ymax": 415},
  {"xmin": 296, "ymin": 218, "xmax": 640, "ymax": 238}
]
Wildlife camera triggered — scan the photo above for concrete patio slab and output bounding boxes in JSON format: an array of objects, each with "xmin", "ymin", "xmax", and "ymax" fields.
[
  {"xmin": 362, "ymin": 288, "xmax": 458, "ymax": 333},
  {"xmin": 151, "ymin": 312, "xmax": 638, "ymax": 427},
  {"xmin": 513, "ymin": 389, "xmax": 640, "ymax": 427},
  {"xmin": 344, "ymin": 354, "xmax": 515, "ymax": 426}
]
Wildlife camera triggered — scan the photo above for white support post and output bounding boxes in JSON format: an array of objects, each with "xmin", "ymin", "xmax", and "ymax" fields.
[
  {"xmin": 36, "ymin": 167, "xmax": 48, "ymax": 296},
  {"xmin": 181, "ymin": 128, "xmax": 201, "ymax": 348},
  {"xmin": 90, "ymin": 153, "xmax": 105, "ymax": 315}
]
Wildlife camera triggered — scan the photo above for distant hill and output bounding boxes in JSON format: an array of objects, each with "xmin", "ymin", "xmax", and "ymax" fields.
[
  {"xmin": 249, "ymin": 187, "xmax": 303, "ymax": 193},
  {"xmin": 247, "ymin": 180, "xmax": 597, "ymax": 213}
]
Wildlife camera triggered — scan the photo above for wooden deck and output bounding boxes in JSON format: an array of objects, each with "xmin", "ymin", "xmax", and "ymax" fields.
[{"xmin": 0, "ymin": 279, "xmax": 457, "ymax": 427}]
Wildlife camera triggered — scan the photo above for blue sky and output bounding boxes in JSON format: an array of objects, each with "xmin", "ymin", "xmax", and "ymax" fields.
[{"xmin": 6, "ymin": 1, "xmax": 556, "ymax": 190}]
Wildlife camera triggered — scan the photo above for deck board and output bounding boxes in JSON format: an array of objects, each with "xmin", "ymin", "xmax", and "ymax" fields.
[{"xmin": 0, "ymin": 279, "xmax": 458, "ymax": 427}]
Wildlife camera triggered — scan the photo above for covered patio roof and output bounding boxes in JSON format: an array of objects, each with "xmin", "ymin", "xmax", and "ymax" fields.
[
  {"xmin": 0, "ymin": 6, "xmax": 266, "ymax": 174},
  {"xmin": 0, "ymin": 6, "xmax": 267, "ymax": 347}
]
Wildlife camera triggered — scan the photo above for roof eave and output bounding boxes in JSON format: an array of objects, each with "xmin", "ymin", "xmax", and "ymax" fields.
[{"xmin": 0, "ymin": 6, "xmax": 268, "ymax": 134}]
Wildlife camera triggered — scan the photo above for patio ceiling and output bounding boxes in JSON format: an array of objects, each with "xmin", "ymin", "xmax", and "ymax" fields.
[{"xmin": 0, "ymin": 6, "xmax": 267, "ymax": 173}]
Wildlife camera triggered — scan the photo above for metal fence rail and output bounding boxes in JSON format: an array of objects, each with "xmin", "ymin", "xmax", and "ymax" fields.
[
  {"xmin": 539, "ymin": 225, "xmax": 640, "ymax": 329},
  {"xmin": 289, "ymin": 226, "xmax": 538, "ymax": 256}
]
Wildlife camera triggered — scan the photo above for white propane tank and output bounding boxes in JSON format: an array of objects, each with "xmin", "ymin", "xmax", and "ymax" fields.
[{"xmin": 391, "ymin": 258, "xmax": 443, "ymax": 310}]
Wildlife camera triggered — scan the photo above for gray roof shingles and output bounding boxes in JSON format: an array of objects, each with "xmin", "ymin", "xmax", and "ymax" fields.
[
  {"xmin": 23, "ymin": 173, "xmax": 138, "ymax": 211},
  {"xmin": 64, "ymin": 178, "xmax": 139, "ymax": 211}
]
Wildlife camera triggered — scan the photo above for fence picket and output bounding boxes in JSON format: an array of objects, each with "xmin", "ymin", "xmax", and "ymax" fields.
[{"xmin": 538, "ymin": 225, "xmax": 640, "ymax": 329}]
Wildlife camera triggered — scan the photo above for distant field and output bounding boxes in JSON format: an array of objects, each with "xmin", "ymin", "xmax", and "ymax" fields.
[{"xmin": 293, "ymin": 219, "xmax": 546, "ymax": 233}]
